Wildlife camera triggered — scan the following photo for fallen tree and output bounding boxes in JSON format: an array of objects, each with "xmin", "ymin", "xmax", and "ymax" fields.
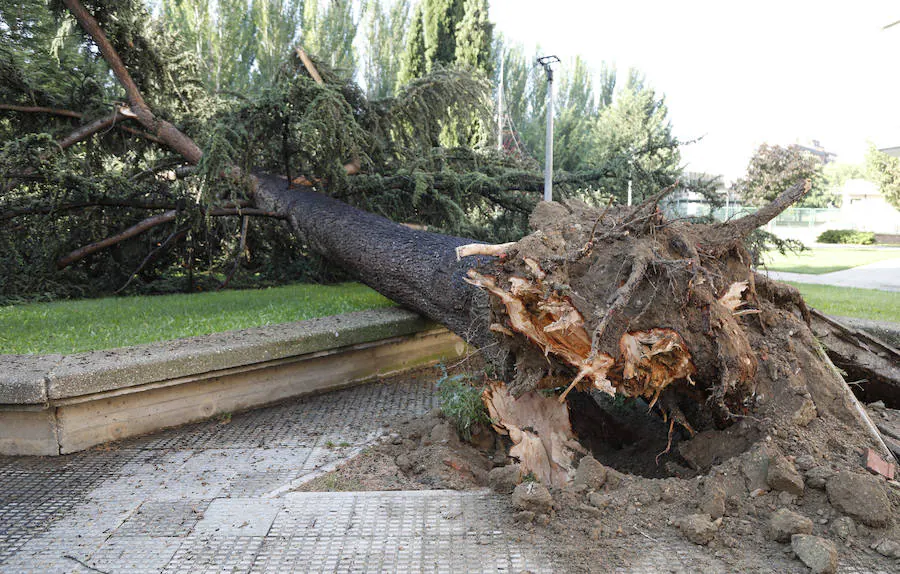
[
  {"xmin": 8, "ymin": 1, "xmax": 899, "ymax": 500},
  {"xmin": 254, "ymin": 173, "xmax": 896, "ymax": 486}
]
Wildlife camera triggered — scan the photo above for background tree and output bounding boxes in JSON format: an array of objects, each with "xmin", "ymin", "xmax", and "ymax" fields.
[
  {"xmin": 734, "ymin": 143, "xmax": 827, "ymax": 207},
  {"xmin": 553, "ymin": 56, "xmax": 599, "ymax": 172},
  {"xmin": 396, "ymin": 3, "xmax": 426, "ymax": 89},
  {"xmin": 454, "ymin": 0, "xmax": 493, "ymax": 75},
  {"xmin": 302, "ymin": 0, "xmax": 360, "ymax": 76},
  {"xmin": 865, "ymin": 144, "xmax": 900, "ymax": 210},
  {"xmin": 364, "ymin": 0, "xmax": 411, "ymax": 99},
  {"xmin": 585, "ymin": 78, "xmax": 680, "ymax": 204}
]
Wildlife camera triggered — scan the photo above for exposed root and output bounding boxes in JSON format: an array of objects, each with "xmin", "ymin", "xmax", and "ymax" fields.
[
  {"xmin": 456, "ymin": 242, "xmax": 517, "ymax": 260},
  {"xmin": 483, "ymin": 381, "xmax": 583, "ymax": 487},
  {"xmin": 590, "ymin": 254, "xmax": 650, "ymax": 355}
]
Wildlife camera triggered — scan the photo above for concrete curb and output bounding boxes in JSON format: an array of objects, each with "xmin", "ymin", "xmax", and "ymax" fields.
[{"xmin": 0, "ymin": 308, "xmax": 466, "ymax": 456}]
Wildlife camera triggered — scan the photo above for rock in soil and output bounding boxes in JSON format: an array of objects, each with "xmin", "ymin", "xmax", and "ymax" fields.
[
  {"xmin": 574, "ymin": 455, "xmax": 607, "ymax": 490},
  {"xmin": 805, "ymin": 466, "xmax": 835, "ymax": 490},
  {"xmin": 791, "ymin": 534, "xmax": 838, "ymax": 574},
  {"xmin": 829, "ymin": 516, "xmax": 856, "ymax": 540},
  {"xmin": 698, "ymin": 480, "xmax": 726, "ymax": 519},
  {"xmin": 741, "ymin": 445, "xmax": 771, "ymax": 493},
  {"xmin": 767, "ymin": 453, "xmax": 804, "ymax": 496},
  {"xmin": 675, "ymin": 513, "xmax": 720, "ymax": 546},
  {"xmin": 512, "ymin": 482, "xmax": 553, "ymax": 514},
  {"xmin": 825, "ymin": 471, "xmax": 892, "ymax": 528},
  {"xmin": 488, "ymin": 464, "xmax": 522, "ymax": 494},
  {"xmin": 428, "ymin": 421, "xmax": 458, "ymax": 445},
  {"xmin": 767, "ymin": 508, "xmax": 814, "ymax": 542},
  {"xmin": 872, "ymin": 538, "xmax": 900, "ymax": 559}
]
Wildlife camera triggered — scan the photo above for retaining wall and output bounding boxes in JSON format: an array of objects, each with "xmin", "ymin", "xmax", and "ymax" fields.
[{"xmin": 0, "ymin": 307, "xmax": 466, "ymax": 456}]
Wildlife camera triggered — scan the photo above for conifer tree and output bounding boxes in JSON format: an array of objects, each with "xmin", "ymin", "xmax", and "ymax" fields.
[
  {"xmin": 396, "ymin": 3, "xmax": 427, "ymax": 89},
  {"xmin": 454, "ymin": 0, "xmax": 493, "ymax": 76},
  {"xmin": 422, "ymin": 0, "xmax": 464, "ymax": 71}
]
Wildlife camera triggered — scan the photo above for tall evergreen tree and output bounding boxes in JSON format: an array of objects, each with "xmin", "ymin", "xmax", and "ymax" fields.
[
  {"xmin": 454, "ymin": 0, "xmax": 492, "ymax": 76},
  {"xmin": 422, "ymin": 0, "xmax": 464, "ymax": 71},
  {"xmin": 396, "ymin": 3, "xmax": 427, "ymax": 90},
  {"xmin": 589, "ymin": 79, "xmax": 681, "ymax": 203},
  {"xmin": 553, "ymin": 56, "xmax": 598, "ymax": 171},
  {"xmin": 364, "ymin": 0, "xmax": 411, "ymax": 99}
]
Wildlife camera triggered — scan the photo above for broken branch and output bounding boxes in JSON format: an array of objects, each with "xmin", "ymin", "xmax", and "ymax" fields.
[
  {"xmin": 62, "ymin": 0, "xmax": 204, "ymax": 164},
  {"xmin": 56, "ymin": 210, "xmax": 178, "ymax": 269},
  {"xmin": 456, "ymin": 242, "xmax": 517, "ymax": 260}
]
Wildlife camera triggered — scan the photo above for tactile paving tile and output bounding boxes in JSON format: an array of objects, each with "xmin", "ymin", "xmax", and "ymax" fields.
[
  {"xmin": 162, "ymin": 535, "xmax": 264, "ymax": 574},
  {"xmin": 85, "ymin": 535, "xmax": 183, "ymax": 574},
  {"xmin": 253, "ymin": 490, "xmax": 553, "ymax": 574},
  {"xmin": 131, "ymin": 378, "xmax": 437, "ymax": 450},
  {"xmin": 116, "ymin": 500, "xmax": 210, "ymax": 537},
  {"xmin": 192, "ymin": 498, "xmax": 282, "ymax": 536},
  {"xmin": 0, "ymin": 534, "xmax": 106, "ymax": 574}
]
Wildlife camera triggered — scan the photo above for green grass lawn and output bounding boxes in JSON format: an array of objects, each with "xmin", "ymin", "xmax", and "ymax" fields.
[
  {"xmin": 0, "ymin": 283, "xmax": 393, "ymax": 355},
  {"xmin": 762, "ymin": 247, "xmax": 900, "ymax": 275},
  {"xmin": 789, "ymin": 282, "xmax": 900, "ymax": 323}
]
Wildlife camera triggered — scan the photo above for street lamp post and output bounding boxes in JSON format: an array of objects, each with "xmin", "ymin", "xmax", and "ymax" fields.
[{"xmin": 537, "ymin": 55, "xmax": 560, "ymax": 202}]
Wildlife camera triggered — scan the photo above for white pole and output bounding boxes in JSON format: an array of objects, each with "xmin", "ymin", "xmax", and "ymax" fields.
[
  {"xmin": 497, "ymin": 57, "xmax": 504, "ymax": 152},
  {"xmin": 627, "ymin": 178, "xmax": 632, "ymax": 206},
  {"xmin": 543, "ymin": 73, "xmax": 554, "ymax": 202}
]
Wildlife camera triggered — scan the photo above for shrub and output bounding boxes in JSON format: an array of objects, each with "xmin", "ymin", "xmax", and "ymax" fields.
[
  {"xmin": 436, "ymin": 366, "xmax": 489, "ymax": 440},
  {"xmin": 817, "ymin": 229, "xmax": 876, "ymax": 245}
]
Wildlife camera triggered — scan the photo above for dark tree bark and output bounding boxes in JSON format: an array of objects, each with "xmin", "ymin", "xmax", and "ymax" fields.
[{"xmin": 253, "ymin": 174, "xmax": 496, "ymax": 352}]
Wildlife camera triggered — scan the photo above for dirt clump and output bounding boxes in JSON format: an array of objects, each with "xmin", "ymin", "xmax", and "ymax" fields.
[{"xmin": 300, "ymin": 403, "xmax": 900, "ymax": 572}]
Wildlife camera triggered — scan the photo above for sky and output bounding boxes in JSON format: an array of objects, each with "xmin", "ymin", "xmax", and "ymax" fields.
[{"xmin": 490, "ymin": 0, "xmax": 900, "ymax": 181}]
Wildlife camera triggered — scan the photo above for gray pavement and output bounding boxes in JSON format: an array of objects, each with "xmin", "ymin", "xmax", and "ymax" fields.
[
  {"xmin": 765, "ymin": 257, "xmax": 900, "ymax": 291},
  {"xmin": 0, "ymin": 375, "xmax": 892, "ymax": 573},
  {"xmin": 0, "ymin": 377, "xmax": 553, "ymax": 573}
]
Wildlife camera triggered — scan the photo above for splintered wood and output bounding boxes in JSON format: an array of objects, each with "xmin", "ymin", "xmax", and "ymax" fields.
[
  {"xmin": 619, "ymin": 329, "xmax": 695, "ymax": 408},
  {"xmin": 465, "ymin": 270, "xmax": 616, "ymax": 396},
  {"xmin": 465, "ymin": 268, "xmax": 696, "ymax": 403},
  {"xmin": 482, "ymin": 381, "xmax": 582, "ymax": 487}
]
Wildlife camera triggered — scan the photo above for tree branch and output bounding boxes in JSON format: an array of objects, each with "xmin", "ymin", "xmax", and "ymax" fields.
[
  {"xmin": 0, "ymin": 104, "xmax": 82, "ymax": 118},
  {"xmin": 56, "ymin": 210, "xmax": 178, "ymax": 269},
  {"xmin": 0, "ymin": 103, "xmax": 166, "ymax": 147},
  {"xmin": 61, "ymin": 0, "xmax": 204, "ymax": 164},
  {"xmin": 53, "ymin": 206, "xmax": 283, "ymax": 269},
  {"xmin": 115, "ymin": 226, "xmax": 189, "ymax": 293},
  {"xmin": 218, "ymin": 215, "xmax": 250, "ymax": 290},
  {"xmin": 57, "ymin": 109, "xmax": 127, "ymax": 149},
  {"xmin": 719, "ymin": 179, "xmax": 810, "ymax": 238}
]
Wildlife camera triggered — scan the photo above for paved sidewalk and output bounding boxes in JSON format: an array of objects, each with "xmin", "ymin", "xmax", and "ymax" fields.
[
  {"xmin": 1, "ymin": 374, "xmax": 890, "ymax": 573},
  {"xmin": 765, "ymin": 258, "xmax": 900, "ymax": 291},
  {"xmin": 0, "ymin": 377, "xmax": 552, "ymax": 573}
]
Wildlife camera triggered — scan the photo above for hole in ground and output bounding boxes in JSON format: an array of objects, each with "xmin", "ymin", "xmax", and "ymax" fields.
[{"xmin": 567, "ymin": 390, "xmax": 695, "ymax": 478}]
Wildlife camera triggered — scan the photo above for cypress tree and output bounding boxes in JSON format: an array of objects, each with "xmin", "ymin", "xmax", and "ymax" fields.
[
  {"xmin": 454, "ymin": 0, "xmax": 493, "ymax": 76},
  {"xmin": 396, "ymin": 3, "xmax": 427, "ymax": 89},
  {"xmin": 423, "ymin": 0, "xmax": 463, "ymax": 70}
]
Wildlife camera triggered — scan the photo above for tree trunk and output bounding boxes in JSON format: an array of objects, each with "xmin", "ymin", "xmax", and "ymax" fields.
[
  {"xmin": 255, "ymin": 174, "xmax": 895, "ymax": 487},
  {"xmin": 253, "ymin": 174, "xmax": 496, "ymax": 352}
]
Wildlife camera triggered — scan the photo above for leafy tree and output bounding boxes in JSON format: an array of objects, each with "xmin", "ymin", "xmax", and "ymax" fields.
[
  {"xmin": 160, "ymin": 0, "xmax": 301, "ymax": 92},
  {"xmin": 733, "ymin": 144, "xmax": 827, "ymax": 207},
  {"xmin": 422, "ymin": 0, "xmax": 464, "ymax": 71},
  {"xmin": 303, "ymin": 0, "xmax": 360, "ymax": 76},
  {"xmin": 454, "ymin": 0, "xmax": 493, "ymax": 76},
  {"xmin": 587, "ymin": 79, "xmax": 680, "ymax": 203},
  {"xmin": 396, "ymin": 3, "xmax": 427, "ymax": 89},
  {"xmin": 865, "ymin": 144, "xmax": 900, "ymax": 209},
  {"xmin": 364, "ymin": 0, "xmax": 411, "ymax": 99}
]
